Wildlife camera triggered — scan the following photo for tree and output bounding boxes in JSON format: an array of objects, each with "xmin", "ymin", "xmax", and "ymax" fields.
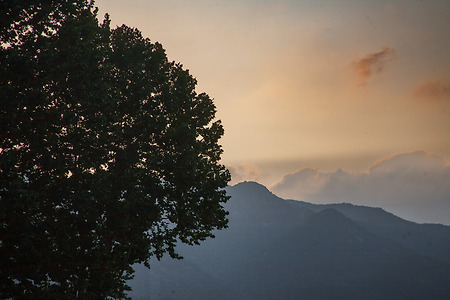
[{"xmin": 0, "ymin": 1, "xmax": 230, "ymax": 298}]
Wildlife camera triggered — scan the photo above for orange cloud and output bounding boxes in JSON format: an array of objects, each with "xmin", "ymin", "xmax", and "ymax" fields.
[
  {"xmin": 413, "ymin": 79, "xmax": 450, "ymax": 101},
  {"xmin": 352, "ymin": 47, "xmax": 397, "ymax": 86}
]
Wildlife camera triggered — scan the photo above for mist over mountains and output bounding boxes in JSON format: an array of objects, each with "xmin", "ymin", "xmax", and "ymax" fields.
[
  {"xmin": 129, "ymin": 181, "xmax": 450, "ymax": 300},
  {"xmin": 261, "ymin": 151, "xmax": 450, "ymax": 225}
]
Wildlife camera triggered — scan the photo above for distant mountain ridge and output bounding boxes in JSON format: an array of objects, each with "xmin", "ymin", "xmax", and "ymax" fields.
[{"xmin": 129, "ymin": 181, "xmax": 450, "ymax": 300}]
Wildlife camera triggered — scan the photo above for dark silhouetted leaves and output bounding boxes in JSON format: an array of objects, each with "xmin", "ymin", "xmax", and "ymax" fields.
[{"xmin": 0, "ymin": 1, "xmax": 229, "ymax": 299}]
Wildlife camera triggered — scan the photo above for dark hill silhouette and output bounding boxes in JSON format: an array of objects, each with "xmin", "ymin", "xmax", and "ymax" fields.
[
  {"xmin": 128, "ymin": 181, "xmax": 450, "ymax": 300},
  {"xmin": 287, "ymin": 198, "xmax": 450, "ymax": 264}
]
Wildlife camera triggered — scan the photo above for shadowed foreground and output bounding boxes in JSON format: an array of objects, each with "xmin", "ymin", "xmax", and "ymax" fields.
[{"xmin": 129, "ymin": 182, "xmax": 450, "ymax": 300}]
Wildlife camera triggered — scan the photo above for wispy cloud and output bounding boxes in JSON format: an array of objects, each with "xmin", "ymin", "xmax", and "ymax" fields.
[
  {"xmin": 352, "ymin": 47, "xmax": 397, "ymax": 86},
  {"xmin": 271, "ymin": 151, "xmax": 450, "ymax": 224},
  {"xmin": 227, "ymin": 163, "xmax": 263, "ymax": 185},
  {"xmin": 413, "ymin": 79, "xmax": 450, "ymax": 101},
  {"xmin": 271, "ymin": 168, "xmax": 328, "ymax": 197}
]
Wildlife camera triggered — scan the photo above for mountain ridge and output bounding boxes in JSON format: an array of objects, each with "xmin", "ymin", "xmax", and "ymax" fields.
[{"xmin": 129, "ymin": 181, "xmax": 450, "ymax": 300}]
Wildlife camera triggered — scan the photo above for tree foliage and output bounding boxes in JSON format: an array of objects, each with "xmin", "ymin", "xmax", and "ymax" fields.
[{"xmin": 0, "ymin": 1, "xmax": 230, "ymax": 298}]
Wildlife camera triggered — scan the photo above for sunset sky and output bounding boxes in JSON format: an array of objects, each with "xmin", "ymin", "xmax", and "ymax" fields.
[{"xmin": 95, "ymin": 0, "xmax": 450, "ymax": 224}]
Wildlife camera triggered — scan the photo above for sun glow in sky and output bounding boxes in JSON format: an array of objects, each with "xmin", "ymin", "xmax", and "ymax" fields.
[{"xmin": 95, "ymin": 0, "xmax": 450, "ymax": 224}]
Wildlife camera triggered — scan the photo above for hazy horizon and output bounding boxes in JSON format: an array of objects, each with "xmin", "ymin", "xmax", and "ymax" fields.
[{"xmin": 95, "ymin": 0, "xmax": 450, "ymax": 225}]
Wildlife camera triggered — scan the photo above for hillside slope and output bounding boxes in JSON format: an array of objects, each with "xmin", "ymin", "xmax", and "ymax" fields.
[{"xmin": 128, "ymin": 181, "xmax": 450, "ymax": 300}]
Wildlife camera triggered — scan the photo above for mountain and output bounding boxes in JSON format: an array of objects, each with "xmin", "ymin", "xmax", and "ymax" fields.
[{"xmin": 128, "ymin": 181, "xmax": 450, "ymax": 300}]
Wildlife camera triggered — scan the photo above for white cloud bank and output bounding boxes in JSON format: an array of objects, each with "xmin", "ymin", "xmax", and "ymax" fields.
[{"xmin": 270, "ymin": 151, "xmax": 450, "ymax": 225}]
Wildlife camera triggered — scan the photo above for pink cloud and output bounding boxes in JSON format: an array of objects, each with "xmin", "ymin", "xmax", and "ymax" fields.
[
  {"xmin": 413, "ymin": 79, "xmax": 450, "ymax": 101},
  {"xmin": 352, "ymin": 47, "xmax": 397, "ymax": 86}
]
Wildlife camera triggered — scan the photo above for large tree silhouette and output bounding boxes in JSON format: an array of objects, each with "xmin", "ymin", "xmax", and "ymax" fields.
[{"xmin": 0, "ymin": 1, "xmax": 230, "ymax": 298}]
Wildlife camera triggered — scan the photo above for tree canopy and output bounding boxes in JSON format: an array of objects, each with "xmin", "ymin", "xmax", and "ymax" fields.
[{"xmin": 0, "ymin": 1, "xmax": 230, "ymax": 298}]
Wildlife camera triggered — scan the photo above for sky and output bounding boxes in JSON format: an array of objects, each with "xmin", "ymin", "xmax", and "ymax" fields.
[{"xmin": 95, "ymin": 0, "xmax": 450, "ymax": 224}]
